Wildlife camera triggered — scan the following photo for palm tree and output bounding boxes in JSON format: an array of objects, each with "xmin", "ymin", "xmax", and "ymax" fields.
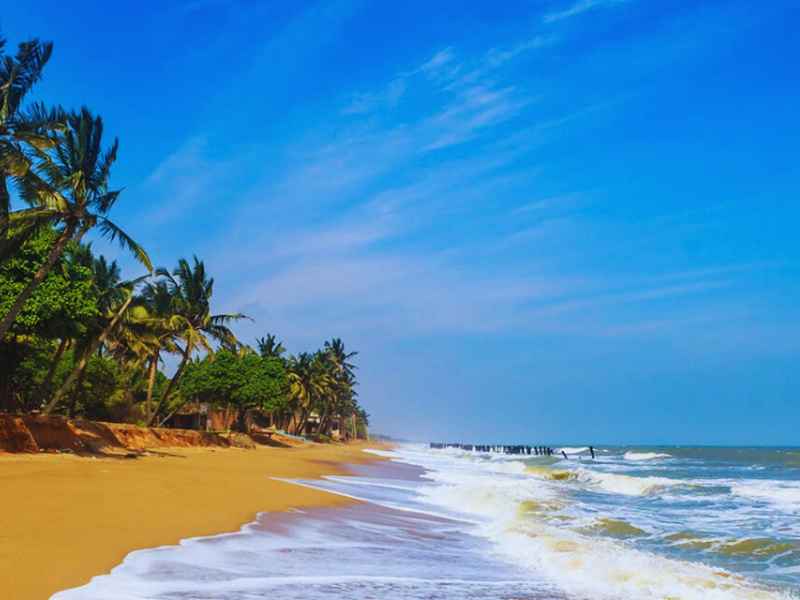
[
  {"xmin": 138, "ymin": 279, "xmax": 178, "ymax": 424},
  {"xmin": 0, "ymin": 107, "xmax": 151, "ymax": 340},
  {"xmin": 324, "ymin": 337, "xmax": 357, "ymax": 379},
  {"xmin": 0, "ymin": 37, "xmax": 55, "ymax": 220},
  {"xmin": 148, "ymin": 256, "xmax": 246, "ymax": 426},
  {"xmin": 102, "ymin": 299, "xmax": 164, "ymax": 421},
  {"xmin": 42, "ymin": 255, "xmax": 148, "ymax": 415},
  {"xmin": 286, "ymin": 352, "xmax": 314, "ymax": 434},
  {"xmin": 316, "ymin": 338, "xmax": 358, "ymax": 436},
  {"xmin": 286, "ymin": 351, "xmax": 337, "ymax": 436},
  {"xmin": 256, "ymin": 333, "xmax": 286, "ymax": 359}
]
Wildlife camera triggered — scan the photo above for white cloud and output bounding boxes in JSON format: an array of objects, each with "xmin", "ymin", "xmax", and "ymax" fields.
[
  {"xmin": 162, "ymin": 28, "xmax": 768, "ymax": 355},
  {"xmin": 140, "ymin": 136, "xmax": 236, "ymax": 225},
  {"xmin": 543, "ymin": 0, "xmax": 627, "ymax": 23}
]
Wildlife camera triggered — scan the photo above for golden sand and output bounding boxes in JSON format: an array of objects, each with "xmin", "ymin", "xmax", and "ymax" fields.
[{"xmin": 0, "ymin": 441, "xmax": 388, "ymax": 600}]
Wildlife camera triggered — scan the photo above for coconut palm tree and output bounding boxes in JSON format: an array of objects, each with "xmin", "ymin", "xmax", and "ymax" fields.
[
  {"xmin": 315, "ymin": 338, "xmax": 358, "ymax": 436},
  {"xmin": 148, "ymin": 256, "xmax": 247, "ymax": 426},
  {"xmin": 256, "ymin": 333, "xmax": 286, "ymax": 359},
  {"xmin": 324, "ymin": 337, "xmax": 357, "ymax": 379},
  {"xmin": 0, "ymin": 52, "xmax": 64, "ymax": 264},
  {"xmin": 0, "ymin": 37, "xmax": 55, "ymax": 220},
  {"xmin": 286, "ymin": 350, "xmax": 337, "ymax": 436},
  {"xmin": 42, "ymin": 254, "xmax": 148, "ymax": 415},
  {"xmin": 0, "ymin": 107, "xmax": 151, "ymax": 340},
  {"xmin": 286, "ymin": 352, "xmax": 314, "ymax": 434},
  {"xmin": 138, "ymin": 279, "xmax": 179, "ymax": 424}
]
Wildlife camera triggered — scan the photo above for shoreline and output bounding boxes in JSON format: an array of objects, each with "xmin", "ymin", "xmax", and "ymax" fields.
[{"xmin": 1, "ymin": 441, "xmax": 390, "ymax": 599}]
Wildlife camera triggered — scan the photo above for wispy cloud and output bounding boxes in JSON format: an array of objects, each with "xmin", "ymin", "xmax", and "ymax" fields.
[
  {"xmin": 159, "ymin": 17, "xmax": 780, "ymax": 357},
  {"xmin": 543, "ymin": 0, "xmax": 627, "ymax": 23},
  {"xmin": 140, "ymin": 136, "xmax": 237, "ymax": 225}
]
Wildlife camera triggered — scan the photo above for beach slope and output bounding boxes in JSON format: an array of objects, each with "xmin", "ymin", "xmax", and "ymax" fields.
[{"xmin": 0, "ymin": 441, "xmax": 386, "ymax": 599}]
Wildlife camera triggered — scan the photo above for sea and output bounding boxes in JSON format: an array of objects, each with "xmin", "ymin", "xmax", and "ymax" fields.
[{"xmin": 53, "ymin": 444, "xmax": 800, "ymax": 599}]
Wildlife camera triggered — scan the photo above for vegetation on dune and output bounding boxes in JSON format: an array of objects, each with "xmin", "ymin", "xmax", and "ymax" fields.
[{"xmin": 0, "ymin": 34, "xmax": 369, "ymax": 440}]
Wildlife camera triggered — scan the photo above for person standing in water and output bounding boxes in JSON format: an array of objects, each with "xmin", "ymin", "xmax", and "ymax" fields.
[{"xmin": 589, "ymin": 446, "xmax": 596, "ymax": 459}]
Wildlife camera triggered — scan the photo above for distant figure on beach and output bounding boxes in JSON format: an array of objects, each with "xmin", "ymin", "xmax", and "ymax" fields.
[
  {"xmin": 589, "ymin": 446, "xmax": 596, "ymax": 459},
  {"xmin": 561, "ymin": 450, "xmax": 568, "ymax": 460}
]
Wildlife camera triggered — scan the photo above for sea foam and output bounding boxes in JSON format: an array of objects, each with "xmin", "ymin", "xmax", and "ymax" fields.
[{"xmin": 624, "ymin": 451, "xmax": 673, "ymax": 461}]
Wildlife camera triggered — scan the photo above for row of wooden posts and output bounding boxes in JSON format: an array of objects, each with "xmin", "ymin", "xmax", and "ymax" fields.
[{"xmin": 429, "ymin": 442, "xmax": 556, "ymax": 456}]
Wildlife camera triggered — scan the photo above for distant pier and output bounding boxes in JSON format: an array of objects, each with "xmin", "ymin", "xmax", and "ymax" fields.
[{"xmin": 429, "ymin": 442, "xmax": 554, "ymax": 456}]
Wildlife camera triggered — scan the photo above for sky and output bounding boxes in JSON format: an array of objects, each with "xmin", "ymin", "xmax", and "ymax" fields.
[{"xmin": 3, "ymin": 0, "xmax": 799, "ymax": 445}]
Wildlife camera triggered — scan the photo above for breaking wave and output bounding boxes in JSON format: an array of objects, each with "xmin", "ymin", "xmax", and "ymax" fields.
[{"xmin": 624, "ymin": 451, "xmax": 673, "ymax": 461}]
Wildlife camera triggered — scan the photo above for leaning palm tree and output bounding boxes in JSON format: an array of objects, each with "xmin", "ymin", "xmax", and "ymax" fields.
[
  {"xmin": 148, "ymin": 256, "xmax": 247, "ymax": 426},
  {"xmin": 138, "ymin": 279, "xmax": 179, "ymax": 424},
  {"xmin": 0, "ymin": 39, "xmax": 65, "ymax": 264},
  {"xmin": 0, "ymin": 37, "xmax": 55, "ymax": 219},
  {"xmin": 0, "ymin": 107, "xmax": 151, "ymax": 339},
  {"xmin": 42, "ymin": 255, "xmax": 148, "ymax": 415}
]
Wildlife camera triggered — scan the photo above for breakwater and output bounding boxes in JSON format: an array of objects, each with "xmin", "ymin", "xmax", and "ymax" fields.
[{"xmin": 429, "ymin": 442, "xmax": 555, "ymax": 456}]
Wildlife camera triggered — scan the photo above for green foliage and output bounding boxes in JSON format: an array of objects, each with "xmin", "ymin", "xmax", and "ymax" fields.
[
  {"xmin": 64, "ymin": 351, "xmax": 124, "ymax": 420},
  {"xmin": 181, "ymin": 350, "xmax": 289, "ymax": 413},
  {"xmin": 0, "ymin": 226, "xmax": 98, "ymax": 337},
  {"xmin": 0, "ymin": 37, "xmax": 369, "ymax": 433}
]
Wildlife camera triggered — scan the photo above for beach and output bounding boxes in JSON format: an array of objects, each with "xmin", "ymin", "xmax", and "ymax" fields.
[
  {"xmin": 5, "ymin": 442, "xmax": 799, "ymax": 600},
  {"xmin": 0, "ymin": 441, "xmax": 387, "ymax": 600}
]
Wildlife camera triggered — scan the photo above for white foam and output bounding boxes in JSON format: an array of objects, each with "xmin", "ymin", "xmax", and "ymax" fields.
[
  {"xmin": 729, "ymin": 480, "xmax": 800, "ymax": 512},
  {"xmin": 577, "ymin": 468, "xmax": 684, "ymax": 496},
  {"xmin": 388, "ymin": 445, "xmax": 795, "ymax": 600},
  {"xmin": 624, "ymin": 451, "xmax": 673, "ymax": 461},
  {"xmin": 53, "ymin": 444, "xmax": 799, "ymax": 600},
  {"xmin": 495, "ymin": 523, "xmax": 790, "ymax": 600},
  {"xmin": 559, "ymin": 446, "xmax": 589, "ymax": 454}
]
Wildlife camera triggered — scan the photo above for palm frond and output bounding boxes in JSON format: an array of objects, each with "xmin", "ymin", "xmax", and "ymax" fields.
[
  {"xmin": 96, "ymin": 216, "xmax": 153, "ymax": 271},
  {"xmin": 0, "ymin": 39, "xmax": 53, "ymax": 123}
]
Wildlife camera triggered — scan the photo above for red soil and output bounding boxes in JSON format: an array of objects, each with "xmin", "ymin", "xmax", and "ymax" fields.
[{"xmin": 0, "ymin": 413, "xmax": 255, "ymax": 455}]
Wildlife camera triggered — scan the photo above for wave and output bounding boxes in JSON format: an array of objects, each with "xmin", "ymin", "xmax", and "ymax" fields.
[
  {"xmin": 577, "ymin": 469, "xmax": 685, "ymax": 496},
  {"xmin": 496, "ymin": 522, "xmax": 790, "ymax": 600},
  {"xmin": 391, "ymin": 447, "xmax": 795, "ymax": 600},
  {"xmin": 729, "ymin": 480, "xmax": 800, "ymax": 511},
  {"xmin": 624, "ymin": 451, "xmax": 672, "ymax": 461},
  {"xmin": 718, "ymin": 538, "xmax": 797, "ymax": 558},
  {"xmin": 524, "ymin": 464, "xmax": 684, "ymax": 497},
  {"xmin": 525, "ymin": 465, "xmax": 577, "ymax": 481},
  {"xmin": 559, "ymin": 446, "xmax": 589, "ymax": 454},
  {"xmin": 581, "ymin": 517, "xmax": 647, "ymax": 538},
  {"xmin": 665, "ymin": 531, "xmax": 798, "ymax": 558}
]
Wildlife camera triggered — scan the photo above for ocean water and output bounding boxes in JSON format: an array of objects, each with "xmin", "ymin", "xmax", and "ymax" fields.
[{"xmin": 53, "ymin": 444, "xmax": 800, "ymax": 599}]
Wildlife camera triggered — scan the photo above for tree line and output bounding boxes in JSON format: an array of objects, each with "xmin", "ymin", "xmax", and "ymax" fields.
[{"xmin": 0, "ymin": 36, "xmax": 368, "ymax": 440}]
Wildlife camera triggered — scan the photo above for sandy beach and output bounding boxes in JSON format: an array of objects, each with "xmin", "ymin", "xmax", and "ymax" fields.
[{"xmin": 0, "ymin": 441, "xmax": 387, "ymax": 600}]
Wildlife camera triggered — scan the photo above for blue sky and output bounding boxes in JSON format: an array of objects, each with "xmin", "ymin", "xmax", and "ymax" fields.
[{"xmin": 4, "ymin": 0, "xmax": 799, "ymax": 444}]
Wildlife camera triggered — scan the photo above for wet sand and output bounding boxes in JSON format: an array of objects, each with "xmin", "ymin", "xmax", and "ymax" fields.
[{"xmin": 0, "ymin": 441, "xmax": 388, "ymax": 599}]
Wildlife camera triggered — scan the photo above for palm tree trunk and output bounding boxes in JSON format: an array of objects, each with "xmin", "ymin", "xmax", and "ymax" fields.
[
  {"xmin": 298, "ymin": 407, "xmax": 313, "ymax": 436},
  {"xmin": 144, "ymin": 353, "xmax": 158, "ymax": 424},
  {"xmin": 42, "ymin": 292, "xmax": 134, "ymax": 415},
  {"xmin": 33, "ymin": 337, "xmax": 69, "ymax": 410},
  {"xmin": 319, "ymin": 411, "xmax": 330, "ymax": 437},
  {"xmin": 67, "ymin": 355, "xmax": 89, "ymax": 417},
  {"xmin": 0, "ymin": 176, "xmax": 10, "ymax": 224},
  {"xmin": 151, "ymin": 344, "xmax": 191, "ymax": 427},
  {"xmin": 0, "ymin": 223, "xmax": 75, "ymax": 339}
]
